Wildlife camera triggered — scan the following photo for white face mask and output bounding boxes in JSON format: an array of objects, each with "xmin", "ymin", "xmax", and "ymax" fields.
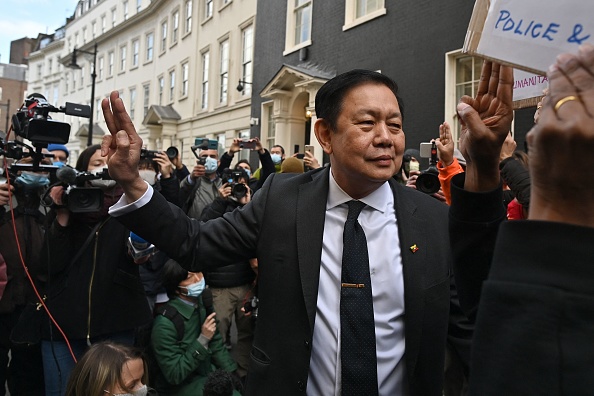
[
  {"xmin": 110, "ymin": 384, "xmax": 148, "ymax": 396},
  {"xmin": 138, "ymin": 170, "xmax": 157, "ymax": 186}
]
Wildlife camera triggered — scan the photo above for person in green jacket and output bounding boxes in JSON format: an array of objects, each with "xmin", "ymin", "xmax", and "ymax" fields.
[{"xmin": 151, "ymin": 260, "xmax": 239, "ymax": 396}]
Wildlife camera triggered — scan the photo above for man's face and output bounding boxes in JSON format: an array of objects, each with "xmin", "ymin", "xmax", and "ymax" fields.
[
  {"xmin": 199, "ymin": 149, "xmax": 219, "ymax": 160},
  {"xmin": 318, "ymin": 82, "xmax": 405, "ymax": 198},
  {"xmin": 270, "ymin": 147, "xmax": 284, "ymax": 159},
  {"xmin": 50, "ymin": 150, "xmax": 68, "ymax": 163}
]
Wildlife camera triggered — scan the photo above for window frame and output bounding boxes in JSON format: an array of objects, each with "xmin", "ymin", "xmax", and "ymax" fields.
[
  {"xmin": 240, "ymin": 23, "xmax": 254, "ymax": 97},
  {"xmin": 343, "ymin": 0, "xmax": 386, "ymax": 31},
  {"xmin": 283, "ymin": 0, "xmax": 313, "ymax": 56},
  {"xmin": 201, "ymin": 50, "xmax": 210, "ymax": 110},
  {"xmin": 218, "ymin": 38, "xmax": 229, "ymax": 104},
  {"xmin": 145, "ymin": 32, "xmax": 154, "ymax": 62}
]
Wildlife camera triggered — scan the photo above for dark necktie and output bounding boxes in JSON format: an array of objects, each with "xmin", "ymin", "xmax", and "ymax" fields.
[{"xmin": 340, "ymin": 200, "xmax": 378, "ymax": 395}]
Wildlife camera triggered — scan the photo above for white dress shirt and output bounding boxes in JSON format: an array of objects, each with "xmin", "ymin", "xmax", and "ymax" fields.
[{"xmin": 306, "ymin": 172, "xmax": 407, "ymax": 396}]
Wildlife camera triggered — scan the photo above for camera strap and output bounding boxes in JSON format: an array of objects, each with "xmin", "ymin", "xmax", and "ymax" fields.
[{"xmin": 68, "ymin": 218, "xmax": 109, "ymax": 268}]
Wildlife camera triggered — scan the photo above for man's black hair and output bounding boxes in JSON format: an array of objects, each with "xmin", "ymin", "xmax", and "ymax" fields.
[
  {"xmin": 315, "ymin": 69, "xmax": 404, "ymax": 131},
  {"xmin": 271, "ymin": 145, "xmax": 285, "ymax": 155},
  {"xmin": 162, "ymin": 259, "xmax": 189, "ymax": 298},
  {"xmin": 235, "ymin": 159, "xmax": 251, "ymax": 170}
]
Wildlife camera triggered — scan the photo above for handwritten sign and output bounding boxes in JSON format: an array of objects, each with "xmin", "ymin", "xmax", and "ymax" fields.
[
  {"xmin": 512, "ymin": 70, "xmax": 547, "ymax": 108},
  {"xmin": 464, "ymin": 0, "xmax": 593, "ymax": 74}
]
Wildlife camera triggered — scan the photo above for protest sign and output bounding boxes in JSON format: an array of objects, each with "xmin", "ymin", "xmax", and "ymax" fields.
[
  {"xmin": 513, "ymin": 70, "xmax": 547, "ymax": 109},
  {"xmin": 464, "ymin": 0, "xmax": 593, "ymax": 75}
]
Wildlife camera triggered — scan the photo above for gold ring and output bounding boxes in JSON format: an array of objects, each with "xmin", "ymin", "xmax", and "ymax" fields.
[{"xmin": 554, "ymin": 95, "xmax": 579, "ymax": 111}]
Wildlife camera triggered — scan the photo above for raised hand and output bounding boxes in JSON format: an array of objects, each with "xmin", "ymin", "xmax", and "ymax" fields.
[
  {"xmin": 435, "ymin": 122, "xmax": 455, "ymax": 166},
  {"xmin": 527, "ymin": 44, "xmax": 594, "ymax": 228},
  {"xmin": 101, "ymin": 91, "xmax": 147, "ymax": 200},
  {"xmin": 457, "ymin": 61, "xmax": 514, "ymax": 192}
]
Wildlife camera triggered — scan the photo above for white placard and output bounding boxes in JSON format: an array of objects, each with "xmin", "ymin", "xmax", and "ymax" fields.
[{"xmin": 513, "ymin": 69, "xmax": 547, "ymax": 102}]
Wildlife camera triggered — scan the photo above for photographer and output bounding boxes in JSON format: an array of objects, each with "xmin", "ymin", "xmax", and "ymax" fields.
[
  {"xmin": 0, "ymin": 156, "xmax": 49, "ymax": 395},
  {"xmin": 180, "ymin": 146, "xmax": 222, "ymax": 220},
  {"xmin": 200, "ymin": 169, "xmax": 255, "ymax": 380},
  {"xmin": 219, "ymin": 137, "xmax": 275, "ymax": 194},
  {"xmin": 41, "ymin": 144, "xmax": 151, "ymax": 395}
]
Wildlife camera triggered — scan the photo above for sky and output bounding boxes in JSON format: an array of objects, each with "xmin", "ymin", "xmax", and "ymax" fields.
[{"xmin": 0, "ymin": 0, "xmax": 76, "ymax": 64}]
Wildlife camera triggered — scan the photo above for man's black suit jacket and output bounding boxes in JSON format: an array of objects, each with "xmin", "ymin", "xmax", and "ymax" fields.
[{"xmin": 118, "ymin": 166, "xmax": 460, "ymax": 395}]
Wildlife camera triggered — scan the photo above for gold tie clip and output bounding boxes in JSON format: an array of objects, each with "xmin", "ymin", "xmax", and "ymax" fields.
[{"xmin": 341, "ymin": 283, "xmax": 365, "ymax": 288}]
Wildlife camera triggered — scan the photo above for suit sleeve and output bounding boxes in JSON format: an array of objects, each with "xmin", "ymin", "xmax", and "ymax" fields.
[
  {"xmin": 116, "ymin": 172, "xmax": 273, "ymax": 273},
  {"xmin": 449, "ymin": 173, "xmax": 505, "ymax": 319}
]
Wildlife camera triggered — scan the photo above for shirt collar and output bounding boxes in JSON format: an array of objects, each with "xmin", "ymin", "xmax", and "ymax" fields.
[
  {"xmin": 327, "ymin": 169, "xmax": 391, "ymax": 214},
  {"xmin": 171, "ymin": 296, "xmax": 199, "ymax": 320}
]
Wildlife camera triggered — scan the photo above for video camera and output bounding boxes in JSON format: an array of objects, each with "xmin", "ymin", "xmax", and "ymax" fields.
[
  {"xmin": 1, "ymin": 93, "xmax": 90, "ymax": 175},
  {"xmin": 416, "ymin": 142, "xmax": 440, "ymax": 194},
  {"xmin": 54, "ymin": 166, "xmax": 111, "ymax": 213},
  {"xmin": 221, "ymin": 168, "xmax": 248, "ymax": 200}
]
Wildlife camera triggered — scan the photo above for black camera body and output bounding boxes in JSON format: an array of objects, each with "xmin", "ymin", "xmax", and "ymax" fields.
[
  {"xmin": 140, "ymin": 149, "xmax": 160, "ymax": 159},
  {"xmin": 243, "ymin": 296, "xmax": 259, "ymax": 318},
  {"xmin": 222, "ymin": 168, "xmax": 248, "ymax": 199},
  {"xmin": 416, "ymin": 142, "xmax": 441, "ymax": 195},
  {"xmin": 55, "ymin": 166, "xmax": 112, "ymax": 213}
]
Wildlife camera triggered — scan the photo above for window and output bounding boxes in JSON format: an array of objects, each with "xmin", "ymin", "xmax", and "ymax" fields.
[
  {"xmin": 266, "ymin": 103, "xmax": 276, "ymax": 147},
  {"xmin": 129, "ymin": 87, "xmax": 136, "ymax": 119},
  {"xmin": 37, "ymin": 64, "xmax": 42, "ymax": 80},
  {"xmin": 72, "ymin": 71, "xmax": 76, "ymax": 90},
  {"xmin": 112, "ymin": 8, "xmax": 117, "ymax": 27},
  {"xmin": 181, "ymin": 62, "xmax": 189, "ymax": 97},
  {"xmin": 184, "ymin": 0, "xmax": 192, "ymax": 34},
  {"xmin": 96, "ymin": 98, "xmax": 102, "ymax": 121},
  {"xmin": 53, "ymin": 86, "xmax": 59, "ymax": 105},
  {"xmin": 205, "ymin": 0, "xmax": 213, "ymax": 19},
  {"xmin": 169, "ymin": 70, "xmax": 175, "ymax": 102},
  {"xmin": 48, "ymin": 59, "xmax": 53, "ymax": 74},
  {"xmin": 161, "ymin": 21, "xmax": 168, "ymax": 52},
  {"xmin": 343, "ymin": 0, "xmax": 385, "ymax": 31},
  {"xmin": 120, "ymin": 45, "xmax": 127, "ymax": 71},
  {"xmin": 146, "ymin": 32, "xmax": 154, "ymax": 61},
  {"xmin": 240, "ymin": 25, "xmax": 254, "ymax": 96},
  {"xmin": 201, "ymin": 51, "xmax": 209, "ymax": 109},
  {"xmin": 102, "ymin": 15, "xmax": 106, "ymax": 33},
  {"xmin": 294, "ymin": 0, "xmax": 311, "ymax": 46},
  {"xmin": 123, "ymin": 1, "xmax": 129, "ymax": 20},
  {"xmin": 219, "ymin": 39, "xmax": 229, "ymax": 103},
  {"xmin": 108, "ymin": 51, "xmax": 114, "ymax": 76},
  {"xmin": 80, "ymin": 65, "xmax": 85, "ymax": 86},
  {"xmin": 98, "ymin": 56, "xmax": 104, "ymax": 79},
  {"xmin": 137, "ymin": 0, "xmax": 142, "ymax": 12},
  {"xmin": 92, "ymin": 21, "xmax": 97, "ymax": 38},
  {"xmin": 132, "ymin": 39, "xmax": 139, "ymax": 66},
  {"xmin": 143, "ymin": 84, "xmax": 150, "ymax": 117},
  {"xmin": 158, "ymin": 76, "xmax": 164, "ymax": 105},
  {"xmin": 75, "ymin": 32, "xmax": 79, "ymax": 46},
  {"xmin": 83, "ymin": 27, "xmax": 87, "ymax": 43},
  {"xmin": 65, "ymin": 72, "xmax": 69, "ymax": 92},
  {"xmin": 172, "ymin": 11, "xmax": 179, "ymax": 42}
]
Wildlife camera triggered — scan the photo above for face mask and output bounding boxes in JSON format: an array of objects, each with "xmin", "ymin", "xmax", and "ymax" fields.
[
  {"xmin": 409, "ymin": 161, "xmax": 420, "ymax": 172},
  {"xmin": 204, "ymin": 157, "xmax": 218, "ymax": 174},
  {"xmin": 15, "ymin": 171, "xmax": 50, "ymax": 188},
  {"xmin": 271, "ymin": 154, "xmax": 282, "ymax": 165},
  {"xmin": 139, "ymin": 170, "xmax": 156, "ymax": 186},
  {"xmin": 112, "ymin": 384, "xmax": 148, "ymax": 396},
  {"xmin": 243, "ymin": 168, "xmax": 251, "ymax": 178},
  {"xmin": 179, "ymin": 277, "xmax": 206, "ymax": 297},
  {"xmin": 53, "ymin": 161, "xmax": 65, "ymax": 168}
]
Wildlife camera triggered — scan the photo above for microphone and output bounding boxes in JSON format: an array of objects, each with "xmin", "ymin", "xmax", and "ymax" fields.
[
  {"xmin": 55, "ymin": 165, "xmax": 78, "ymax": 185},
  {"xmin": 127, "ymin": 232, "xmax": 156, "ymax": 259},
  {"xmin": 201, "ymin": 287, "xmax": 214, "ymax": 316}
]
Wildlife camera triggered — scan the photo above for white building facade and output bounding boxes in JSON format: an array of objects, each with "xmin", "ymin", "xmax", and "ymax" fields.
[{"xmin": 28, "ymin": 0, "xmax": 256, "ymax": 165}]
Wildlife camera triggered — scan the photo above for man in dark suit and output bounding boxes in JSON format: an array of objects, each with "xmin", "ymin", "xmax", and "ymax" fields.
[{"xmin": 100, "ymin": 68, "xmax": 511, "ymax": 395}]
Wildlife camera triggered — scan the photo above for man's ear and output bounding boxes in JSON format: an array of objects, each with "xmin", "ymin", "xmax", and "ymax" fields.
[{"xmin": 314, "ymin": 118, "xmax": 333, "ymax": 155}]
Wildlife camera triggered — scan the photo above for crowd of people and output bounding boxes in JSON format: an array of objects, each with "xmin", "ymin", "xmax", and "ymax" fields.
[{"xmin": 2, "ymin": 42, "xmax": 594, "ymax": 396}]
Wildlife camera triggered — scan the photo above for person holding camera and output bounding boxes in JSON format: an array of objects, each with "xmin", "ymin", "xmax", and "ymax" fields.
[
  {"xmin": 219, "ymin": 137, "xmax": 275, "ymax": 194},
  {"xmin": 151, "ymin": 261, "xmax": 240, "ymax": 396},
  {"xmin": 180, "ymin": 147, "xmax": 222, "ymax": 220},
  {"xmin": 42, "ymin": 144, "xmax": 152, "ymax": 396},
  {"xmin": 200, "ymin": 169, "xmax": 256, "ymax": 380},
  {"xmin": 0, "ymin": 156, "xmax": 49, "ymax": 395}
]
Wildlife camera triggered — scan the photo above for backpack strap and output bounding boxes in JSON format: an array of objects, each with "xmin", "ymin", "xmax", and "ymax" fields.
[{"xmin": 155, "ymin": 304, "xmax": 185, "ymax": 341}]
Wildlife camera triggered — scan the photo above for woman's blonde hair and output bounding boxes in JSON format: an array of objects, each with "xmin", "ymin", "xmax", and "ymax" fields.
[{"xmin": 65, "ymin": 341, "xmax": 148, "ymax": 396}]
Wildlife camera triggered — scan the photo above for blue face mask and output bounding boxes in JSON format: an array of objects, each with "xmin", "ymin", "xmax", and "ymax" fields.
[
  {"xmin": 53, "ymin": 161, "xmax": 65, "ymax": 168},
  {"xmin": 15, "ymin": 171, "xmax": 50, "ymax": 188},
  {"xmin": 271, "ymin": 154, "xmax": 282, "ymax": 165},
  {"xmin": 180, "ymin": 277, "xmax": 206, "ymax": 297},
  {"xmin": 204, "ymin": 157, "xmax": 218, "ymax": 174},
  {"xmin": 244, "ymin": 168, "xmax": 251, "ymax": 178}
]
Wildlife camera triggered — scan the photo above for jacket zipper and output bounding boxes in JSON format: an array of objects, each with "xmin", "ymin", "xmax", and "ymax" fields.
[{"xmin": 86, "ymin": 218, "xmax": 109, "ymax": 346}]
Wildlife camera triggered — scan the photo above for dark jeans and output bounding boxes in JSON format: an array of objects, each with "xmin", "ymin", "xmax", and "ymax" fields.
[
  {"xmin": 41, "ymin": 330, "xmax": 134, "ymax": 396},
  {"xmin": 0, "ymin": 307, "xmax": 45, "ymax": 396}
]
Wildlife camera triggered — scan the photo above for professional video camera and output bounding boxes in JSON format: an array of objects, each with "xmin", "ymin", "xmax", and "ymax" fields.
[
  {"xmin": 221, "ymin": 168, "xmax": 248, "ymax": 200},
  {"xmin": 140, "ymin": 148, "xmax": 160, "ymax": 159},
  {"xmin": 1, "ymin": 93, "xmax": 90, "ymax": 175},
  {"xmin": 54, "ymin": 165, "xmax": 111, "ymax": 213},
  {"xmin": 416, "ymin": 142, "xmax": 440, "ymax": 194}
]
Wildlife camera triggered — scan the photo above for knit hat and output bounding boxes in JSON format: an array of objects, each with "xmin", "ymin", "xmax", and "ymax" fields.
[
  {"xmin": 47, "ymin": 144, "xmax": 70, "ymax": 157},
  {"xmin": 280, "ymin": 157, "xmax": 304, "ymax": 174}
]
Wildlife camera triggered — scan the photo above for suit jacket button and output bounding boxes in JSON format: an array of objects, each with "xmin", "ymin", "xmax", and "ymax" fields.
[
  {"xmin": 297, "ymin": 381, "xmax": 305, "ymax": 391},
  {"xmin": 304, "ymin": 340, "xmax": 310, "ymax": 349}
]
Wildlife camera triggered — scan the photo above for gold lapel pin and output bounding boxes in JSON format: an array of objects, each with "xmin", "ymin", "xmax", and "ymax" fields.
[{"xmin": 410, "ymin": 244, "xmax": 419, "ymax": 253}]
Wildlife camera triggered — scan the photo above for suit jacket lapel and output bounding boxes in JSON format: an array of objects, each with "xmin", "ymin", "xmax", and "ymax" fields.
[
  {"xmin": 296, "ymin": 167, "xmax": 329, "ymax": 335},
  {"xmin": 389, "ymin": 179, "xmax": 428, "ymax": 379}
]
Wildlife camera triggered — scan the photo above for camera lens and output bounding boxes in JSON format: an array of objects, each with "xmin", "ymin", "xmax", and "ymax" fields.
[
  {"xmin": 232, "ymin": 183, "xmax": 248, "ymax": 199},
  {"xmin": 416, "ymin": 171, "xmax": 440, "ymax": 194},
  {"xmin": 166, "ymin": 146, "xmax": 178, "ymax": 160}
]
